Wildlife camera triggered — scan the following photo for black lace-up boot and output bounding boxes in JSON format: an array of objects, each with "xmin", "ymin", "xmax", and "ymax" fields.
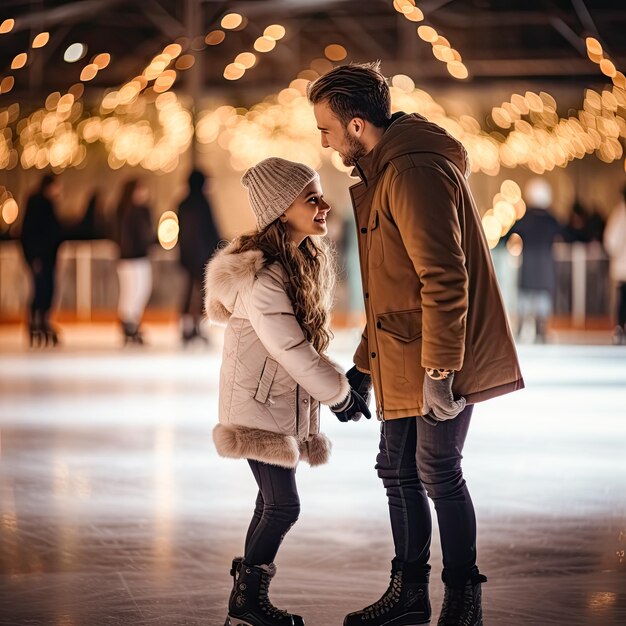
[
  {"xmin": 343, "ymin": 562, "xmax": 431, "ymax": 626},
  {"xmin": 437, "ymin": 573, "xmax": 487, "ymax": 626},
  {"xmin": 226, "ymin": 562, "xmax": 302, "ymax": 626}
]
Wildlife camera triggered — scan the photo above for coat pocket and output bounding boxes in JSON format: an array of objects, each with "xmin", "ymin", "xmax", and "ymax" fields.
[
  {"xmin": 367, "ymin": 210, "xmax": 384, "ymax": 268},
  {"xmin": 254, "ymin": 357, "xmax": 279, "ymax": 403},
  {"xmin": 376, "ymin": 309, "xmax": 422, "ymax": 342}
]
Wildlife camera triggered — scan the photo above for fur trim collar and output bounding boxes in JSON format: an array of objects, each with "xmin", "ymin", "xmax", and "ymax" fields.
[
  {"xmin": 213, "ymin": 424, "xmax": 332, "ymax": 468},
  {"xmin": 204, "ymin": 244, "xmax": 266, "ymax": 325}
]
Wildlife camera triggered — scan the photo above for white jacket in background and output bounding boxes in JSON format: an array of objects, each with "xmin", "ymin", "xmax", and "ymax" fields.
[
  {"xmin": 604, "ymin": 202, "xmax": 626, "ymax": 282},
  {"xmin": 204, "ymin": 243, "xmax": 349, "ymax": 468}
]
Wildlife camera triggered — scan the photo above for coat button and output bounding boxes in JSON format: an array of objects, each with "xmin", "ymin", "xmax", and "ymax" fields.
[
  {"xmin": 360, "ymin": 227, "xmax": 367, "ymax": 234},
  {"xmin": 303, "ymin": 399, "xmax": 308, "ymax": 404},
  {"xmin": 371, "ymin": 352, "xmax": 376, "ymax": 358}
]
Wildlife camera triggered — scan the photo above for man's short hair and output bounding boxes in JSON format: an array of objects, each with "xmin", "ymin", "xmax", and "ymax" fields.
[{"xmin": 307, "ymin": 61, "xmax": 391, "ymax": 128}]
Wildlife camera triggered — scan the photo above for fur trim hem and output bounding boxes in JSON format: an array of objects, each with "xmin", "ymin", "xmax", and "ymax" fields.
[
  {"xmin": 213, "ymin": 424, "xmax": 332, "ymax": 468},
  {"xmin": 213, "ymin": 423, "xmax": 300, "ymax": 468},
  {"xmin": 299, "ymin": 433, "xmax": 332, "ymax": 467}
]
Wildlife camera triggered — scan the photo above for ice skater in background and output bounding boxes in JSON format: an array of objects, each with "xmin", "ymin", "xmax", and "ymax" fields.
[
  {"xmin": 177, "ymin": 169, "xmax": 220, "ymax": 345},
  {"xmin": 115, "ymin": 178, "xmax": 154, "ymax": 345},
  {"xmin": 604, "ymin": 184, "xmax": 626, "ymax": 345},
  {"xmin": 309, "ymin": 63, "xmax": 524, "ymax": 626},
  {"xmin": 204, "ymin": 157, "xmax": 370, "ymax": 626}
]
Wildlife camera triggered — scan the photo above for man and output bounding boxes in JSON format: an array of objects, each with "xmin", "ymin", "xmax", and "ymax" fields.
[{"xmin": 308, "ymin": 63, "xmax": 524, "ymax": 626}]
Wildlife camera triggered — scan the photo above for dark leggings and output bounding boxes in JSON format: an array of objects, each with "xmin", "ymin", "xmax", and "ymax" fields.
[
  {"xmin": 244, "ymin": 460, "xmax": 300, "ymax": 566},
  {"xmin": 617, "ymin": 283, "xmax": 626, "ymax": 328}
]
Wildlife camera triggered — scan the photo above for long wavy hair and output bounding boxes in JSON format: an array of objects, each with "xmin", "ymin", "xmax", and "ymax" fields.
[{"xmin": 230, "ymin": 220, "xmax": 336, "ymax": 354}]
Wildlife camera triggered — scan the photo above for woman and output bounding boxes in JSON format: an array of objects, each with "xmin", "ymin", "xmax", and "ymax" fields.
[
  {"xmin": 115, "ymin": 179, "xmax": 153, "ymax": 345},
  {"xmin": 204, "ymin": 157, "xmax": 370, "ymax": 626}
]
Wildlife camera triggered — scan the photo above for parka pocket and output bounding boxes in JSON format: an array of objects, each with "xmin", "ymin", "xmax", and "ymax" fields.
[
  {"xmin": 254, "ymin": 357, "xmax": 278, "ymax": 403},
  {"xmin": 376, "ymin": 309, "xmax": 422, "ymax": 342}
]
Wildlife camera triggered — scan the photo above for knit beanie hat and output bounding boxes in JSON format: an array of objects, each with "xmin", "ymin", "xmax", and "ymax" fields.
[{"xmin": 241, "ymin": 157, "xmax": 319, "ymax": 230}]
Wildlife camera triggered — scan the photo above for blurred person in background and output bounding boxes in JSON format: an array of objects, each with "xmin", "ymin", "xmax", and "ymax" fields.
[
  {"xmin": 603, "ymin": 184, "xmax": 626, "ymax": 345},
  {"xmin": 177, "ymin": 169, "xmax": 220, "ymax": 345},
  {"xmin": 310, "ymin": 62, "xmax": 523, "ymax": 626},
  {"xmin": 205, "ymin": 157, "xmax": 369, "ymax": 626},
  {"xmin": 115, "ymin": 178, "xmax": 153, "ymax": 345},
  {"xmin": 19, "ymin": 174, "xmax": 63, "ymax": 346},
  {"xmin": 509, "ymin": 178, "xmax": 563, "ymax": 343}
]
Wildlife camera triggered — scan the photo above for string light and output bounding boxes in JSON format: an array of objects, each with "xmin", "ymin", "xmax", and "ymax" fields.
[
  {"xmin": 0, "ymin": 19, "xmax": 14, "ymax": 35},
  {"xmin": 221, "ymin": 13, "xmax": 243, "ymax": 30},
  {"xmin": 205, "ymin": 30, "xmax": 226, "ymax": 46},
  {"xmin": 324, "ymin": 44, "xmax": 347, "ymax": 61},
  {"xmin": 32, "ymin": 32, "xmax": 50, "ymax": 48},
  {"xmin": 64, "ymin": 43, "xmax": 87, "ymax": 63},
  {"xmin": 11, "ymin": 53, "xmax": 27, "ymax": 70}
]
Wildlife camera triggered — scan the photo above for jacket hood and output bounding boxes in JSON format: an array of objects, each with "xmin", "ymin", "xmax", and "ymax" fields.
[
  {"xmin": 355, "ymin": 112, "xmax": 469, "ymax": 183},
  {"xmin": 204, "ymin": 243, "xmax": 266, "ymax": 324}
]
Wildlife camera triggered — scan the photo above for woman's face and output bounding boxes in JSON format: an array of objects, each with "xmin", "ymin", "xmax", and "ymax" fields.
[{"xmin": 280, "ymin": 179, "xmax": 331, "ymax": 244}]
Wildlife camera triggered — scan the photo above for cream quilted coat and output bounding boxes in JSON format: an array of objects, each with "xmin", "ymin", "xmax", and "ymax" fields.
[{"xmin": 204, "ymin": 243, "xmax": 350, "ymax": 468}]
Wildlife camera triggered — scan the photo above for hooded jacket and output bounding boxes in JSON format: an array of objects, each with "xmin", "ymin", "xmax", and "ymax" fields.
[
  {"xmin": 349, "ymin": 112, "xmax": 524, "ymax": 420},
  {"xmin": 204, "ymin": 243, "xmax": 350, "ymax": 468}
]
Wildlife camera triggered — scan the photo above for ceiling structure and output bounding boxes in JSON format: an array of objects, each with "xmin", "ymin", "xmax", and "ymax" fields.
[{"xmin": 1, "ymin": 0, "xmax": 626, "ymax": 106}]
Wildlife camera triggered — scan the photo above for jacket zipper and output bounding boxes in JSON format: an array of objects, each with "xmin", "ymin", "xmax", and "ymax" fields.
[{"xmin": 295, "ymin": 385, "xmax": 300, "ymax": 435}]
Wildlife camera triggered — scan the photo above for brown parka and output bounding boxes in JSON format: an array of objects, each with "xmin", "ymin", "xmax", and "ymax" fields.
[{"xmin": 350, "ymin": 112, "xmax": 524, "ymax": 420}]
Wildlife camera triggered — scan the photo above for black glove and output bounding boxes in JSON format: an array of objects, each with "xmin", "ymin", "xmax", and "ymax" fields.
[
  {"xmin": 422, "ymin": 372, "xmax": 466, "ymax": 424},
  {"xmin": 331, "ymin": 388, "xmax": 372, "ymax": 422},
  {"xmin": 346, "ymin": 366, "xmax": 372, "ymax": 407}
]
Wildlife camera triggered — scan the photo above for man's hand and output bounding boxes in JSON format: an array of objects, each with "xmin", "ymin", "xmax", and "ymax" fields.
[
  {"xmin": 346, "ymin": 366, "xmax": 372, "ymax": 408},
  {"xmin": 331, "ymin": 389, "xmax": 372, "ymax": 422},
  {"xmin": 422, "ymin": 371, "xmax": 466, "ymax": 423}
]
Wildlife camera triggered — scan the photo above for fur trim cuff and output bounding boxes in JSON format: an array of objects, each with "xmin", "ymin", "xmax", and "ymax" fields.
[
  {"xmin": 213, "ymin": 423, "xmax": 300, "ymax": 468},
  {"xmin": 299, "ymin": 433, "xmax": 332, "ymax": 467}
]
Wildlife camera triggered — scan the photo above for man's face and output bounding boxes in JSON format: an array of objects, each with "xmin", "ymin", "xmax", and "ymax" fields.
[{"xmin": 313, "ymin": 100, "xmax": 368, "ymax": 167}]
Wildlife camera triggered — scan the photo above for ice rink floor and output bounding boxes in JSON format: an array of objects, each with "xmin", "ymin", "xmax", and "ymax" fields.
[{"xmin": 0, "ymin": 326, "xmax": 625, "ymax": 625}]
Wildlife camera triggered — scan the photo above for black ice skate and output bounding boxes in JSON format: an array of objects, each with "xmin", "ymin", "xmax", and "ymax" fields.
[
  {"xmin": 343, "ymin": 567, "xmax": 431, "ymax": 626},
  {"xmin": 225, "ymin": 561, "xmax": 304, "ymax": 626},
  {"xmin": 437, "ymin": 574, "xmax": 487, "ymax": 626}
]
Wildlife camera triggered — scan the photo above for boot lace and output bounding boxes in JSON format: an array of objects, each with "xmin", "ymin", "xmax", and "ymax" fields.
[
  {"xmin": 361, "ymin": 571, "xmax": 403, "ymax": 619},
  {"xmin": 439, "ymin": 583, "xmax": 476, "ymax": 626},
  {"xmin": 258, "ymin": 572, "xmax": 289, "ymax": 619}
]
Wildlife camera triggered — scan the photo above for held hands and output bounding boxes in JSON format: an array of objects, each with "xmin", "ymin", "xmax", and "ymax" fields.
[
  {"xmin": 331, "ymin": 388, "xmax": 372, "ymax": 423},
  {"xmin": 346, "ymin": 366, "xmax": 373, "ymax": 407},
  {"xmin": 422, "ymin": 370, "xmax": 466, "ymax": 425}
]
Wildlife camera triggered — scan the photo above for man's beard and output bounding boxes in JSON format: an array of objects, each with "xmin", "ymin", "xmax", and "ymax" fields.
[{"xmin": 340, "ymin": 130, "xmax": 368, "ymax": 166}]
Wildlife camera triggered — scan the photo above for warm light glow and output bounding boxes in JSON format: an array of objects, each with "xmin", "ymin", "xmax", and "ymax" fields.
[
  {"xmin": 11, "ymin": 53, "xmax": 27, "ymax": 70},
  {"xmin": 32, "ymin": 32, "xmax": 50, "ymax": 48},
  {"xmin": 417, "ymin": 26, "xmax": 438, "ymax": 43},
  {"xmin": 0, "ymin": 76, "xmax": 15, "ymax": 94},
  {"xmin": 324, "ymin": 44, "xmax": 347, "ymax": 61},
  {"xmin": 175, "ymin": 54, "xmax": 195, "ymax": 70},
  {"xmin": 0, "ymin": 19, "xmax": 15, "ymax": 34},
  {"xmin": 264, "ymin": 25, "xmax": 286, "ymax": 40},
  {"xmin": 600, "ymin": 58, "xmax": 617, "ymax": 78},
  {"xmin": 163, "ymin": 43, "xmax": 182, "ymax": 59},
  {"xmin": 80, "ymin": 64, "xmax": 98, "ymax": 81},
  {"xmin": 221, "ymin": 13, "xmax": 243, "ymax": 30},
  {"xmin": 585, "ymin": 37, "xmax": 603, "ymax": 56},
  {"xmin": 205, "ymin": 30, "xmax": 226, "ymax": 46},
  {"xmin": 64, "ymin": 43, "xmax": 86, "ymax": 63},
  {"xmin": 224, "ymin": 63, "xmax": 245, "ymax": 80},
  {"xmin": 404, "ymin": 7, "xmax": 424, "ymax": 22},
  {"xmin": 93, "ymin": 53, "xmax": 111, "ymax": 70},
  {"xmin": 254, "ymin": 37, "xmax": 276, "ymax": 53},
  {"xmin": 235, "ymin": 52, "xmax": 257, "ymax": 69},
  {"xmin": 447, "ymin": 61, "xmax": 468, "ymax": 79},
  {"xmin": 1, "ymin": 198, "xmax": 18, "ymax": 224},
  {"xmin": 506, "ymin": 233, "xmax": 523, "ymax": 256}
]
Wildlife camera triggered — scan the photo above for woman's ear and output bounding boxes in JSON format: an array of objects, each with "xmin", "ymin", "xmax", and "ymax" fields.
[{"xmin": 279, "ymin": 213, "xmax": 288, "ymax": 223}]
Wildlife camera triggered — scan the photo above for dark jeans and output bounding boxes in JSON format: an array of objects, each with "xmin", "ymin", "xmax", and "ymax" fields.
[
  {"xmin": 28, "ymin": 259, "xmax": 56, "ymax": 320},
  {"xmin": 375, "ymin": 405, "xmax": 479, "ymax": 586},
  {"xmin": 244, "ymin": 460, "xmax": 300, "ymax": 566},
  {"xmin": 617, "ymin": 283, "xmax": 626, "ymax": 328}
]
